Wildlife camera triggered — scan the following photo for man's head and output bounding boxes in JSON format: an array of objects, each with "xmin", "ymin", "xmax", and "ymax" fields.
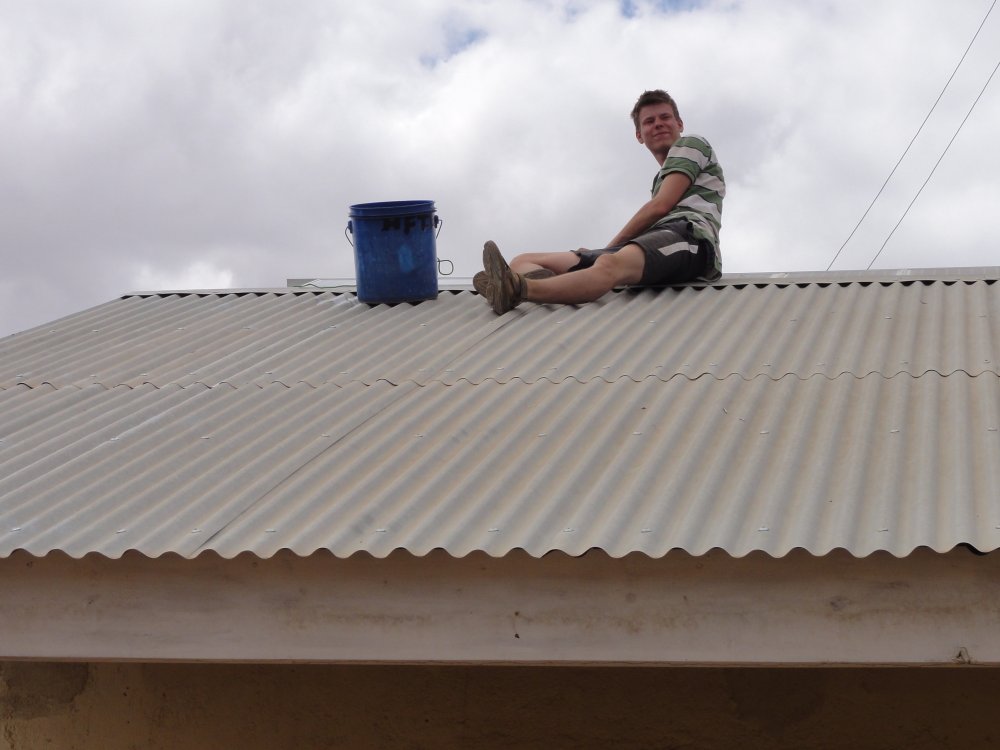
[
  {"xmin": 632, "ymin": 90, "xmax": 684, "ymax": 162},
  {"xmin": 630, "ymin": 90, "xmax": 680, "ymax": 131}
]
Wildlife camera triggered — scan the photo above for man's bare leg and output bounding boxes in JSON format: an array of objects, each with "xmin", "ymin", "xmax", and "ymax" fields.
[
  {"xmin": 480, "ymin": 241, "xmax": 645, "ymax": 312},
  {"xmin": 510, "ymin": 251, "xmax": 581, "ymax": 277},
  {"xmin": 521, "ymin": 246, "xmax": 645, "ymax": 304}
]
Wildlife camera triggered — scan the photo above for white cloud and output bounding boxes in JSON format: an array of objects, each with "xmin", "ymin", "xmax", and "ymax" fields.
[
  {"xmin": 2, "ymin": 0, "xmax": 999, "ymax": 334},
  {"xmin": 133, "ymin": 260, "xmax": 235, "ymax": 293}
]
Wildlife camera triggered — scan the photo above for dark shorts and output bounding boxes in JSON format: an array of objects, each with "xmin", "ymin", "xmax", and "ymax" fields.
[{"xmin": 570, "ymin": 220, "xmax": 720, "ymax": 285}]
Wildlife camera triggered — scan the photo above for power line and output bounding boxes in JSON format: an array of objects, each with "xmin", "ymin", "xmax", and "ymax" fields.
[
  {"xmin": 825, "ymin": 0, "xmax": 997, "ymax": 271},
  {"xmin": 866, "ymin": 52, "xmax": 1000, "ymax": 270}
]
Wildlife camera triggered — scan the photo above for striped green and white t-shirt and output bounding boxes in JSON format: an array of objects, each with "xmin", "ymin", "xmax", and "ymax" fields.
[{"xmin": 650, "ymin": 134, "xmax": 725, "ymax": 273}]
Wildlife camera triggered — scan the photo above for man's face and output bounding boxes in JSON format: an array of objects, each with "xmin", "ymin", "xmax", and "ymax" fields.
[{"xmin": 636, "ymin": 102, "xmax": 684, "ymax": 158}]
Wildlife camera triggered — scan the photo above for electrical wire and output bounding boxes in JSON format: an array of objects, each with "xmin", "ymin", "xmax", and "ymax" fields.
[
  {"xmin": 866, "ymin": 52, "xmax": 1000, "ymax": 269},
  {"xmin": 825, "ymin": 0, "xmax": 997, "ymax": 271}
]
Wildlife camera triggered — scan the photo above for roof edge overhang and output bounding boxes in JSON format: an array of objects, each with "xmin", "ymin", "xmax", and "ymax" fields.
[
  {"xmin": 2, "ymin": 547, "xmax": 997, "ymax": 665},
  {"xmin": 0, "ymin": 543, "xmax": 993, "ymax": 562}
]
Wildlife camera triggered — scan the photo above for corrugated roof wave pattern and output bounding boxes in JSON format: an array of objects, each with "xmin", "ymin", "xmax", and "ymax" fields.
[
  {"xmin": 443, "ymin": 279, "xmax": 1000, "ymax": 384},
  {"xmin": 0, "ymin": 291, "xmax": 505, "ymax": 389},
  {"xmin": 2, "ymin": 373, "xmax": 999, "ymax": 560},
  {"xmin": 2, "ymin": 279, "xmax": 999, "ymax": 390},
  {"xmin": 3, "ymin": 274, "xmax": 1000, "ymax": 560}
]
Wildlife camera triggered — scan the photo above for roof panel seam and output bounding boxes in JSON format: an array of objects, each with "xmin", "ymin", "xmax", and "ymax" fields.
[{"xmin": 191, "ymin": 383, "xmax": 420, "ymax": 554}]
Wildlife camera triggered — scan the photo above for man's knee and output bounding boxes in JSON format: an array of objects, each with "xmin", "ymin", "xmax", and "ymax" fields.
[
  {"xmin": 589, "ymin": 254, "xmax": 620, "ymax": 280},
  {"xmin": 592, "ymin": 245, "xmax": 644, "ymax": 285}
]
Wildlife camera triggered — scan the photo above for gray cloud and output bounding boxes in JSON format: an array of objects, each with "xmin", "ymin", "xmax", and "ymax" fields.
[{"xmin": 2, "ymin": 0, "xmax": 999, "ymax": 335}]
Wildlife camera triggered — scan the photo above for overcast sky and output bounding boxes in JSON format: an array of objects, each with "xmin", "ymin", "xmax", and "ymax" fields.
[{"xmin": 2, "ymin": 0, "xmax": 999, "ymax": 336}]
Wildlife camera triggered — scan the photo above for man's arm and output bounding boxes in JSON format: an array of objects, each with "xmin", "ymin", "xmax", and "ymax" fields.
[{"xmin": 606, "ymin": 171, "xmax": 692, "ymax": 247}]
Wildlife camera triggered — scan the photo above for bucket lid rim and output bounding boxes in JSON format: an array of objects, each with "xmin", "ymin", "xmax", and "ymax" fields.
[{"xmin": 350, "ymin": 200, "xmax": 435, "ymax": 208}]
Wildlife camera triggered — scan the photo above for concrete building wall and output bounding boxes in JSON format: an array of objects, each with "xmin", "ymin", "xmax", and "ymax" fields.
[{"xmin": 2, "ymin": 662, "xmax": 998, "ymax": 749}]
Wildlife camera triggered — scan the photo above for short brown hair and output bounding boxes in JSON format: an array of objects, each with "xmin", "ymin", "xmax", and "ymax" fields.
[{"xmin": 630, "ymin": 90, "xmax": 680, "ymax": 129}]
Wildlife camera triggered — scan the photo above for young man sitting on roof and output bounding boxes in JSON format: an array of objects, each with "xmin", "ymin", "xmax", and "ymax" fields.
[{"xmin": 475, "ymin": 89, "xmax": 725, "ymax": 315}]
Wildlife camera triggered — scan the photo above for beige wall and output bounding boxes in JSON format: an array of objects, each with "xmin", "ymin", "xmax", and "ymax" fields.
[{"xmin": 2, "ymin": 662, "xmax": 998, "ymax": 749}]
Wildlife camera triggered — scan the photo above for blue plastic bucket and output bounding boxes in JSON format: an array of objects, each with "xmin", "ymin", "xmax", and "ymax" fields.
[{"xmin": 347, "ymin": 200, "xmax": 440, "ymax": 304}]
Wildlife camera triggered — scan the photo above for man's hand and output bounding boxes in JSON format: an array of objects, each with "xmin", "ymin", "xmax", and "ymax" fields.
[{"xmin": 607, "ymin": 172, "xmax": 692, "ymax": 247}]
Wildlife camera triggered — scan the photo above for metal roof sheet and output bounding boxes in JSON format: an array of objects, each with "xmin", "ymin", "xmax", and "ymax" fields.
[
  {"xmin": 5, "ymin": 276, "xmax": 1000, "ymax": 389},
  {"xmin": 2, "ymin": 268, "xmax": 1000, "ymax": 559}
]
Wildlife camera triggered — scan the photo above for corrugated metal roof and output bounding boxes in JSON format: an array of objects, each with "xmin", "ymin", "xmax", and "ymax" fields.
[{"xmin": 2, "ymin": 268, "xmax": 1000, "ymax": 559}]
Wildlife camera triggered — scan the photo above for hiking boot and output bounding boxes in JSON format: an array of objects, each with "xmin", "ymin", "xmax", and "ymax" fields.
[
  {"xmin": 474, "ymin": 268, "xmax": 552, "ymax": 298},
  {"xmin": 482, "ymin": 241, "xmax": 524, "ymax": 315},
  {"xmin": 472, "ymin": 271, "xmax": 491, "ymax": 297}
]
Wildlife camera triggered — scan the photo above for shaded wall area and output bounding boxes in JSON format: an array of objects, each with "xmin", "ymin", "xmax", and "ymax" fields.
[{"xmin": 2, "ymin": 662, "xmax": 997, "ymax": 749}]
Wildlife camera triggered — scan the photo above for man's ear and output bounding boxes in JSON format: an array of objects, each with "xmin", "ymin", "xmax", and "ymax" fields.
[{"xmin": 635, "ymin": 129, "xmax": 643, "ymax": 143}]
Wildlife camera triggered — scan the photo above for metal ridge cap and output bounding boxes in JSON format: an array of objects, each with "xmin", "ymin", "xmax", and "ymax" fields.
[
  {"xmin": 711, "ymin": 266, "xmax": 1000, "ymax": 286},
  {"xmin": 120, "ymin": 288, "xmax": 351, "ymax": 299},
  {"xmin": 120, "ymin": 266, "xmax": 1000, "ymax": 300},
  {"xmin": 290, "ymin": 278, "xmax": 476, "ymax": 292}
]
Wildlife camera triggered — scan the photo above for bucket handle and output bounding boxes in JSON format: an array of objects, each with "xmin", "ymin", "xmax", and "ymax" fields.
[{"xmin": 429, "ymin": 216, "xmax": 450, "ymax": 274}]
